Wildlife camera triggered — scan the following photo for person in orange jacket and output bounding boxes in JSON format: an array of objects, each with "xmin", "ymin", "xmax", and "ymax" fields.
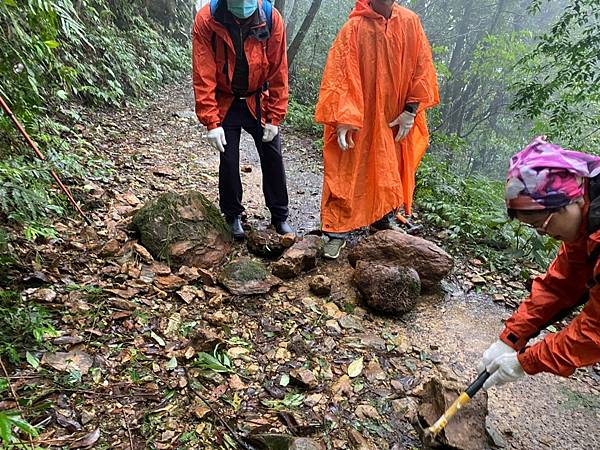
[
  {"xmin": 314, "ymin": 0, "xmax": 439, "ymax": 259},
  {"xmin": 479, "ymin": 136, "xmax": 600, "ymax": 389},
  {"xmin": 192, "ymin": 0, "xmax": 293, "ymax": 240}
]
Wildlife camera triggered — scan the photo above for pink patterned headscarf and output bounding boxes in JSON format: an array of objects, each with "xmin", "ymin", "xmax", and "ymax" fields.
[{"xmin": 506, "ymin": 136, "xmax": 600, "ymax": 211}]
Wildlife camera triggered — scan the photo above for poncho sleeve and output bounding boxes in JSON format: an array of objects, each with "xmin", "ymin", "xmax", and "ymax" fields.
[
  {"xmin": 406, "ymin": 17, "xmax": 439, "ymax": 111},
  {"xmin": 314, "ymin": 20, "xmax": 364, "ymax": 129}
]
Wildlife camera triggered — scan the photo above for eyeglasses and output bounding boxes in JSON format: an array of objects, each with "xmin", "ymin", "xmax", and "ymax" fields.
[{"xmin": 523, "ymin": 212, "xmax": 555, "ymax": 234}]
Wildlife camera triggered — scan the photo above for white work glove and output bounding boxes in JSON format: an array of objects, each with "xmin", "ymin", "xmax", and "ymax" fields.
[
  {"xmin": 262, "ymin": 124, "xmax": 278, "ymax": 142},
  {"xmin": 389, "ymin": 111, "xmax": 416, "ymax": 142},
  {"xmin": 477, "ymin": 340, "xmax": 515, "ymax": 374},
  {"xmin": 207, "ymin": 127, "xmax": 227, "ymax": 153},
  {"xmin": 336, "ymin": 124, "xmax": 356, "ymax": 151},
  {"xmin": 482, "ymin": 352, "xmax": 526, "ymax": 390}
]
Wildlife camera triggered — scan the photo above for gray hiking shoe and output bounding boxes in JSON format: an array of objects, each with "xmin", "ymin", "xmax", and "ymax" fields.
[{"xmin": 323, "ymin": 238, "xmax": 346, "ymax": 259}]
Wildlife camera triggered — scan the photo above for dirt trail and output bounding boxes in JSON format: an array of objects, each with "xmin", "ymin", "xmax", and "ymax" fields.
[
  {"xmin": 21, "ymin": 83, "xmax": 599, "ymax": 449},
  {"xmin": 127, "ymin": 84, "xmax": 600, "ymax": 449}
]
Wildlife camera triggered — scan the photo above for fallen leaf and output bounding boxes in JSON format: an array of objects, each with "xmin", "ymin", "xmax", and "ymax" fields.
[
  {"xmin": 150, "ymin": 331, "xmax": 166, "ymax": 347},
  {"xmin": 355, "ymin": 404, "xmax": 380, "ymax": 420},
  {"xmin": 166, "ymin": 357, "xmax": 178, "ymax": 370},
  {"xmin": 229, "ymin": 374, "xmax": 247, "ymax": 390},
  {"xmin": 70, "ymin": 428, "xmax": 100, "ymax": 448},
  {"xmin": 165, "ymin": 313, "xmax": 181, "ymax": 336},
  {"xmin": 193, "ymin": 406, "xmax": 211, "ymax": 419},
  {"xmin": 331, "ymin": 375, "xmax": 352, "ymax": 396},
  {"xmin": 280, "ymin": 374, "xmax": 290, "ymax": 387},
  {"xmin": 42, "ymin": 351, "xmax": 93, "ymax": 375},
  {"xmin": 348, "ymin": 357, "xmax": 364, "ymax": 378}
]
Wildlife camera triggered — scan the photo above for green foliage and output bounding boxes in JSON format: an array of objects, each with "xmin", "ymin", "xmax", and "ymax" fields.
[
  {"xmin": 285, "ymin": 98, "xmax": 322, "ymax": 135},
  {"xmin": 0, "ymin": 0, "xmax": 190, "ymax": 114},
  {"xmin": 512, "ymin": 0, "xmax": 600, "ymax": 147},
  {"xmin": 0, "ymin": 290, "xmax": 56, "ymax": 363},
  {"xmin": 194, "ymin": 346, "xmax": 235, "ymax": 374},
  {"xmin": 0, "ymin": 411, "xmax": 39, "ymax": 447},
  {"xmin": 261, "ymin": 392, "xmax": 305, "ymax": 410},
  {"xmin": 0, "ymin": 0, "xmax": 190, "ymax": 234}
]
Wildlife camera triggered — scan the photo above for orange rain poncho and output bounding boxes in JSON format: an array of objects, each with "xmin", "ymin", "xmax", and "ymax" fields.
[{"xmin": 315, "ymin": 0, "xmax": 439, "ymax": 233}]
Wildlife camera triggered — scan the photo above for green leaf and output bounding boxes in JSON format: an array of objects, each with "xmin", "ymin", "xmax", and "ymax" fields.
[
  {"xmin": 55, "ymin": 90, "xmax": 68, "ymax": 100},
  {"xmin": 0, "ymin": 413, "xmax": 11, "ymax": 444},
  {"xmin": 3, "ymin": 0, "xmax": 17, "ymax": 6},
  {"xmin": 9, "ymin": 415, "xmax": 38, "ymax": 438},
  {"xmin": 26, "ymin": 352, "xmax": 40, "ymax": 370},
  {"xmin": 43, "ymin": 40, "xmax": 60, "ymax": 49}
]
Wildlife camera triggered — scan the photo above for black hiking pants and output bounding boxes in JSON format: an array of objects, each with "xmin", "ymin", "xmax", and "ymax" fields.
[{"xmin": 219, "ymin": 98, "xmax": 289, "ymax": 222}]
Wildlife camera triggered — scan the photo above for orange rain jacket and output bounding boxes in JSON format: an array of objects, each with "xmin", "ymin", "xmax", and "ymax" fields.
[
  {"xmin": 315, "ymin": 0, "xmax": 439, "ymax": 233},
  {"xmin": 501, "ymin": 193, "xmax": 600, "ymax": 376},
  {"xmin": 192, "ymin": 0, "xmax": 288, "ymax": 130}
]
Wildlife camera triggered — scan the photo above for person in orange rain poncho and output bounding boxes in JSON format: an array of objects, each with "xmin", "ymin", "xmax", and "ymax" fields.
[{"xmin": 315, "ymin": 0, "xmax": 439, "ymax": 259}]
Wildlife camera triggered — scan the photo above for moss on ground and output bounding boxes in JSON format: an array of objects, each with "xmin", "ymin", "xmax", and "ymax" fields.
[{"xmin": 221, "ymin": 259, "xmax": 268, "ymax": 283}]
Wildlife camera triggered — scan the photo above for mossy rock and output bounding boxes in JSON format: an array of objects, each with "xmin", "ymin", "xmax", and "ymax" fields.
[
  {"xmin": 218, "ymin": 257, "xmax": 281, "ymax": 295},
  {"xmin": 132, "ymin": 191, "xmax": 231, "ymax": 268}
]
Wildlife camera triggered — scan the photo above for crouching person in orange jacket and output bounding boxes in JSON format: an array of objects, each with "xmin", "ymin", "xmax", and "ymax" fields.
[
  {"xmin": 192, "ymin": 0, "xmax": 293, "ymax": 240},
  {"xmin": 479, "ymin": 136, "xmax": 600, "ymax": 390}
]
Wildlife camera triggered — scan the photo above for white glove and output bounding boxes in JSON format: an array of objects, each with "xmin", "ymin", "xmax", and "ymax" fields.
[
  {"xmin": 262, "ymin": 124, "xmax": 278, "ymax": 142},
  {"xmin": 477, "ymin": 340, "xmax": 515, "ymax": 374},
  {"xmin": 207, "ymin": 127, "xmax": 227, "ymax": 153},
  {"xmin": 336, "ymin": 124, "xmax": 356, "ymax": 151},
  {"xmin": 483, "ymin": 352, "xmax": 526, "ymax": 390},
  {"xmin": 389, "ymin": 111, "xmax": 416, "ymax": 142}
]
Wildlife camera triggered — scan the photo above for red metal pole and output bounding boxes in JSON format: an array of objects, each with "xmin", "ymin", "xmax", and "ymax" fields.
[{"xmin": 0, "ymin": 95, "xmax": 92, "ymax": 226}]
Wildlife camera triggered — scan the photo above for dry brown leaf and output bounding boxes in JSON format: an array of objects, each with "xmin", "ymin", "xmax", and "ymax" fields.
[
  {"xmin": 42, "ymin": 351, "xmax": 94, "ymax": 375},
  {"xmin": 70, "ymin": 428, "xmax": 100, "ymax": 448}
]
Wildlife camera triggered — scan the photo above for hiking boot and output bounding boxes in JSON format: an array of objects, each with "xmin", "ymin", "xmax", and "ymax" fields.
[
  {"xmin": 405, "ymin": 222, "xmax": 423, "ymax": 235},
  {"xmin": 395, "ymin": 213, "xmax": 423, "ymax": 235},
  {"xmin": 370, "ymin": 215, "xmax": 404, "ymax": 233},
  {"xmin": 273, "ymin": 220, "xmax": 294, "ymax": 235},
  {"xmin": 226, "ymin": 216, "xmax": 245, "ymax": 240},
  {"xmin": 323, "ymin": 237, "xmax": 346, "ymax": 259}
]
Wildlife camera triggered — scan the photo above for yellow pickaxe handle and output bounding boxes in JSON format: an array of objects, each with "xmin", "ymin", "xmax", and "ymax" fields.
[{"xmin": 426, "ymin": 370, "xmax": 491, "ymax": 435}]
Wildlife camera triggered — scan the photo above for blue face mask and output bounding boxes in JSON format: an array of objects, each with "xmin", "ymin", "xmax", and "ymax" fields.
[{"xmin": 227, "ymin": 0, "xmax": 258, "ymax": 19}]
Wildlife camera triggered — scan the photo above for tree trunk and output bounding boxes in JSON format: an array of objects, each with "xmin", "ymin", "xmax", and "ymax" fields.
[
  {"xmin": 286, "ymin": 0, "xmax": 323, "ymax": 67},
  {"xmin": 274, "ymin": 0, "xmax": 286, "ymax": 21},
  {"xmin": 285, "ymin": 0, "xmax": 301, "ymax": 43}
]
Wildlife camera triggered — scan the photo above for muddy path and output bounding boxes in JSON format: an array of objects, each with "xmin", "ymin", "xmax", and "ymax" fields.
[
  {"xmin": 8, "ymin": 82, "xmax": 600, "ymax": 449},
  {"xmin": 108, "ymin": 83, "xmax": 600, "ymax": 449}
]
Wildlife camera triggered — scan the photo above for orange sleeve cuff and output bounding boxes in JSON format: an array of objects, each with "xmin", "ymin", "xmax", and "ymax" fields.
[
  {"xmin": 499, "ymin": 327, "xmax": 529, "ymax": 351},
  {"xmin": 517, "ymin": 348, "xmax": 542, "ymax": 375}
]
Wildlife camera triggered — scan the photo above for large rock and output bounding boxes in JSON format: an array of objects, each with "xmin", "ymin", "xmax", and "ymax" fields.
[
  {"xmin": 246, "ymin": 229, "xmax": 285, "ymax": 258},
  {"xmin": 131, "ymin": 191, "xmax": 231, "ymax": 268},
  {"xmin": 271, "ymin": 235, "xmax": 323, "ymax": 279},
  {"xmin": 218, "ymin": 257, "xmax": 281, "ymax": 295},
  {"xmin": 348, "ymin": 230, "xmax": 453, "ymax": 291},
  {"xmin": 354, "ymin": 261, "xmax": 421, "ymax": 314},
  {"xmin": 415, "ymin": 377, "xmax": 490, "ymax": 450}
]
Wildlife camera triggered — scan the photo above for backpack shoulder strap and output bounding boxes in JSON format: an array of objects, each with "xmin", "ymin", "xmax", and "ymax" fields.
[
  {"xmin": 261, "ymin": 0, "xmax": 273, "ymax": 31},
  {"xmin": 210, "ymin": 0, "xmax": 219, "ymax": 16}
]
